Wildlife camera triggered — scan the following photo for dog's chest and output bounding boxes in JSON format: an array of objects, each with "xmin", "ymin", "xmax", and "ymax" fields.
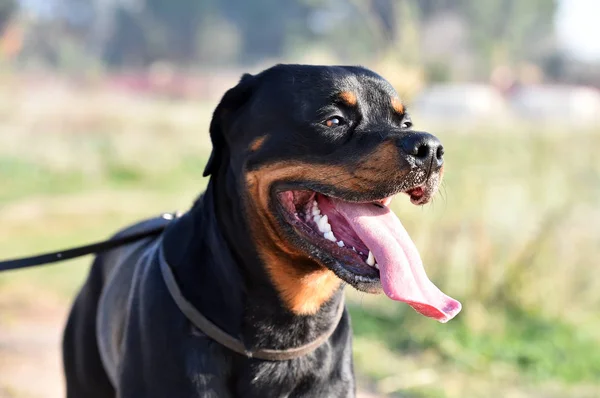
[{"xmin": 231, "ymin": 349, "xmax": 355, "ymax": 397}]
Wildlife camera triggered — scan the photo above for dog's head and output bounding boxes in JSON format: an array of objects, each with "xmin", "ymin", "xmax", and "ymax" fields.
[{"xmin": 204, "ymin": 64, "xmax": 461, "ymax": 321}]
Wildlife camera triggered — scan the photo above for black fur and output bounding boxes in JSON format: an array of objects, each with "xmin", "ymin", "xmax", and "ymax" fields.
[{"xmin": 62, "ymin": 64, "xmax": 438, "ymax": 397}]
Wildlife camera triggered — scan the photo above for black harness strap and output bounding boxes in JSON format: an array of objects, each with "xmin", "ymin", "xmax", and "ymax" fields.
[{"xmin": 0, "ymin": 213, "xmax": 177, "ymax": 272}]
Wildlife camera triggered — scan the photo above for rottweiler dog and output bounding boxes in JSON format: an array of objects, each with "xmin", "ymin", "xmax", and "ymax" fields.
[{"xmin": 62, "ymin": 64, "xmax": 461, "ymax": 398}]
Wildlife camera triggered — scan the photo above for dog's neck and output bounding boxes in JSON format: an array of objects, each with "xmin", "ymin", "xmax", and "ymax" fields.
[{"xmin": 162, "ymin": 178, "xmax": 344, "ymax": 352}]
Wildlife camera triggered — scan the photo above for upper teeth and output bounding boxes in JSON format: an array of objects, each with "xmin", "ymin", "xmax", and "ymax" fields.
[
  {"xmin": 324, "ymin": 231, "xmax": 336, "ymax": 241},
  {"xmin": 311, "ymin": 201, "xmax": 321, "ymax": 216},
  {"xmin": 317, "ymin": 215, "xmax": 331, "ymax": 233},
  {"xmin": 310, "ymin": 198, "xmax": 379, "ymax": 269},
  {"xmin": 312, "ymin": 201, "xmax": 336, "ymax": 241}
]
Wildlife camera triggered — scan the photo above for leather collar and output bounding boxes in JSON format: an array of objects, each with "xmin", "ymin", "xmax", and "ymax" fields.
[{"xmin": 158, "ymin": 245, "xmax": 345, "ymax": 361}]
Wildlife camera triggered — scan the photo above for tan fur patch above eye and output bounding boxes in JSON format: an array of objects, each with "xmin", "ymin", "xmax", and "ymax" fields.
[
  {"xmin": 248, "ymin": 136, "xmax": 267, "ymax": 152},
  {"xmin": 391, "ymin": 97, "xmax": 404, "ymax": 114},
  {"xmin": 338, "ymin": 91, "xmax": 357, "ymax": 106}
]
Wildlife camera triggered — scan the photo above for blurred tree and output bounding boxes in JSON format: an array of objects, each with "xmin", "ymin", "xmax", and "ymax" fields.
[
  {"xmin": 103, "ymin": 7, "xmax": 150, "ymax": 67},
  {"xmin": 460, "ymin": 0, "xmax": 556, "ymax": 66},
  {"xmin": 103, "ymin": 0, "xmax": 311, "ymax": 66},
  {"xmin": 103, "ymin": 0, "xmax": 211, "ymax": 67},
  {"xmin": 15, "ymin": 0, "xmax": 560, "ymax": 81},
  {"xmin": 144, "ymin": 0, "xmax": 208, "ymax": 64},
  {"xmin": 416, "ymin": 0, "xmax": 556, "ymax": 77},
  {"xmin": 0, "ymin": 0, "xmax": 16, "ymax": 34},
  {"xmin": 218, "ymin": 0, "xmax": 310, "ymax": 63}
]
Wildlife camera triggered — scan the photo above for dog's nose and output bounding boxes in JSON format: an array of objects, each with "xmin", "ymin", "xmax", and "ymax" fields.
[{"xmin": 400, "ymin": 132, "xmax": 444, "ymax": 169}]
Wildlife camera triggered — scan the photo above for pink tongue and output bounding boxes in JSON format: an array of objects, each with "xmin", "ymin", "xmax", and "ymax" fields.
[{"xmin": 333, "ymin": 200, "xmax": 461, "ymax": 323}]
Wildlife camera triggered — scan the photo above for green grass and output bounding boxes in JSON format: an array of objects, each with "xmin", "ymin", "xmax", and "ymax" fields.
[{"xmin": 1, "ymin": 84, "xmax": 599, "ymax": 397}]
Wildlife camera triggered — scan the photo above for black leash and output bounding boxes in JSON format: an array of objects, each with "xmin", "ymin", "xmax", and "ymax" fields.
[
  {"xmin": 0, "ymin": 213, "xmax": 177, "ymax": 272},
  {"xmin": 1, "ymin": 211, "xmax": 344, "ymax": 360}
]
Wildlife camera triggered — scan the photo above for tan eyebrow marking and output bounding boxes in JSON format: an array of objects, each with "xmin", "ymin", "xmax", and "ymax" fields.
[
  {"xmin": 248, "ymin": 136, "xmax": 267, "ymax": 152},
  {"xmin": 338, "ymin": 91, "xmax": 357, "ymax": 106},
  {"xmin": 391, "ymin": 97, "xmax": 405, "ymax": 114}
]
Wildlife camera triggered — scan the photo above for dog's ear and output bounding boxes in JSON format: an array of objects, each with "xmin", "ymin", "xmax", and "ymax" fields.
[{"xmin": 203, "ymin": 73, "xmax": 256, "ymax": 177}]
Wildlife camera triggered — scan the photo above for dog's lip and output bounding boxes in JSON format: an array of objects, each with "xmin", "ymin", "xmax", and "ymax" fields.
[{"xmin": 273, "ymin": 181, "xmax": 421, "ymax": 206}]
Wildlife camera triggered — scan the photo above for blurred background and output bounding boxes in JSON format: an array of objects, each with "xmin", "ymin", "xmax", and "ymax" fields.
[{"xmin": 0, "ymin": 0, "xmax": 599, "ymax": 397}]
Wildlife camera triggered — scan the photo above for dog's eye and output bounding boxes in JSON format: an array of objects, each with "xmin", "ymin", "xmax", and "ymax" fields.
[
  {"xmin": 401, "ymin": 119, "xmax": 412, "ymax": 129},
  {"xmin": 324, "ymin": 117, "xmax": 344, "ymax": 127}
]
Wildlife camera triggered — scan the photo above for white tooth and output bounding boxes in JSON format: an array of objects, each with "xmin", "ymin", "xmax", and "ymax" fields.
[
  {"xmin": 359, "ymin": 251, "xmax": 364, "ymax": 256},
  {"xmin": 324, "ymin": 231, "xmax": 336, "ymax": 242},
  {"xmin": 374, "ymin": 263, "xmax": 380, "ymax": 270},
  {"xmin": 352, "ymin": 247, "xmax": 356, "ymax": 252},
  {"xmin": 337, "ymin": 240, "xmax": 345, "ymax": 247},
  {"xmin": 366, "ymin": 251, "xmax": 375, "ymax": 266},
  {"xmin": 318, "ymin": 214, "xmax": 328, "ymax": 225},
  {"xmin": 311, "ymin": 201, "xmax": 320, "ymax": 215},
  {"xmin": 313, "ymin": 214, "xmax": 321, "ymax": 223},
  {"xmin": 317, "ymin": 215, "xmax": 331, "ymax": 233}
]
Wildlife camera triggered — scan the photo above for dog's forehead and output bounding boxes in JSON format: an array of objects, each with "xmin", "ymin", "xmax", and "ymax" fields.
[{"xmin": 257, "ymin": 65, "xmax": 399, "ymax": 107}]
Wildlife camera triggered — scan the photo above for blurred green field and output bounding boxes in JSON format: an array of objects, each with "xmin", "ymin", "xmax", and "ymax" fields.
[{"xmin": 1, "ymin": 85, "xmax": 599, "ymax": 397}]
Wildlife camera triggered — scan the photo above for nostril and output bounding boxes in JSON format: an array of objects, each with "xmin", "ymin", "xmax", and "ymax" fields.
[
  {"xmin": 436, "ymin": 145, "xmax": 444, "ymax": 160},
  {"xmin": 415, "ymin": 143, "xmax": 430, "ymax": 159}
]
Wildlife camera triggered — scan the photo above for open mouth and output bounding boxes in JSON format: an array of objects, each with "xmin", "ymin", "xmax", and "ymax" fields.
[{"xmin": 277, "ymin": 187, "xmax": 461, "ymax": 323}]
